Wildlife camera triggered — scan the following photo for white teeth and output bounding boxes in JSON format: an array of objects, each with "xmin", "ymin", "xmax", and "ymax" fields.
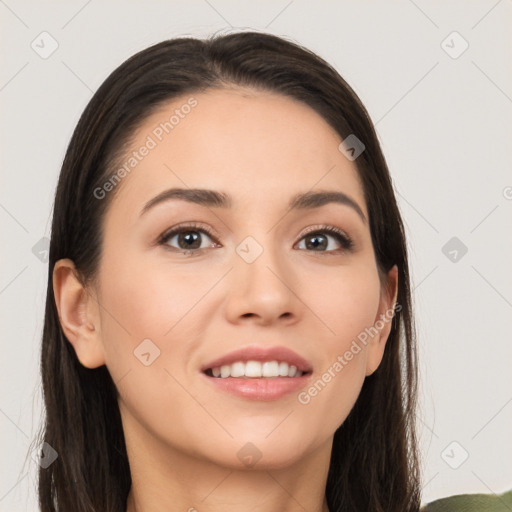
[
  {"xmin": 208, "ymin": 360, "xmax": 305, "ymax": 378},
  {"xmin": 262, "ymin": 361, "xmax": 279, "ymax": 377},
  {"xmin": 245, "ymin": 361, "xmax": 262, "ymax": 377},
  {"xmin": 231, "ymin": 361, "xmax": 245, "ymax": 377},
  {"xmin": 278, "ymin": 361, "xmax": 289, "ymax": 377}
]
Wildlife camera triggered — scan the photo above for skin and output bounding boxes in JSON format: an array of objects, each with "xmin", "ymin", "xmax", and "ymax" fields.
[{"xmin": 53, "ymin": 88, "xmax": 397, "ymax": 512}]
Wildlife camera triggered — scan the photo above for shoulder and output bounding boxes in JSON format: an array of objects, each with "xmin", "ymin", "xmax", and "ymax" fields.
[{"xmin": 420, "ymin": 489, "xmax": 512, "ymax": 512}]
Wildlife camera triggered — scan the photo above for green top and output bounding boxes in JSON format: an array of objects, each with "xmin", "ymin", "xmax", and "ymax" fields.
[{"xmin": 421, "ymin": 489, "xmax": 512, "ymax": 511}]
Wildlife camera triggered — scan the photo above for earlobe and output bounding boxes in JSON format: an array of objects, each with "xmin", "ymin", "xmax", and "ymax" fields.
[
  {"xmin": 365, "ymin": 265, "xmax": 399, "ymax": 376},
  {"xmin": 52, "ymin": 259, "xmax": 105, "ymax": 369}
]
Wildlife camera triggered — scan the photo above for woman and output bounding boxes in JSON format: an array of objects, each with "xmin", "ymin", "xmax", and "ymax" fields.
[{"xmin": 38, "ymin": 30, "xmax": 424, "ymax": 511}]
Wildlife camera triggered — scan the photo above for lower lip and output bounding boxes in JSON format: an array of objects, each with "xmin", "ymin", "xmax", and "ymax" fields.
[{"xmin": 202, "ymin": 373, "xmax": 311, "ymax": 401}]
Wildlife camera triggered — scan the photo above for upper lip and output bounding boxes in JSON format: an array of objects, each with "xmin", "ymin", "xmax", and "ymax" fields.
[{"xmin": 201, "ymin": 345, "xmax": 313, "ymax": 373}]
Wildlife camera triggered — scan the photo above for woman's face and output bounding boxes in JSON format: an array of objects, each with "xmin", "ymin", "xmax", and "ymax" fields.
[{"xmin": 64, "ymin": 88, "xmax": 396, "ymax": 469}]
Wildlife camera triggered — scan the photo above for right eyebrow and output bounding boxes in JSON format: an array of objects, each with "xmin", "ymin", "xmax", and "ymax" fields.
[{"xmin": 140, "ymin": 188, "xmax": 232, "ymax": 217}]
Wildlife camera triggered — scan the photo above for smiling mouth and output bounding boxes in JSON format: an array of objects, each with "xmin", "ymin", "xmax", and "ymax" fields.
[{"xmin": 203, "ymin": 360, "xmax": 311, "ymax": 379}]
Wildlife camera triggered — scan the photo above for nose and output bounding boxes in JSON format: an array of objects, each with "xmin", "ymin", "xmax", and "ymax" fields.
[{"xmin": 223, "ymin": 236, "xmax": 301, "ymax": 327}]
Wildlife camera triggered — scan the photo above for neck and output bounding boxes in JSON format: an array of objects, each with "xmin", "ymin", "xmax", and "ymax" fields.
[{"xmin": 123, "ymin": 413, "xmax": 332, "ymax": 512}]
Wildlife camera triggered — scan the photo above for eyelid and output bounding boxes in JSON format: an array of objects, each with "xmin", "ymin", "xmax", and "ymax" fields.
[{"xmin": 298, "ymin": 224, "xmax": 350, "ymax": 239}]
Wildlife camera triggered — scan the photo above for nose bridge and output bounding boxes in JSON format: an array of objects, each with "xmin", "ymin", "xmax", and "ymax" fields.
[
  {"xmin": 226, "ymin": 231, "xmax": 298, "ymax": 322},
  {"xmin": 235, "ymin": 232, "xmax": 283, "ymax": 285}
]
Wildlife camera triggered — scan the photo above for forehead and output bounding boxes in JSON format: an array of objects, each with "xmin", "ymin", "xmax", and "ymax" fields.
[{"xmin": 107, "ymin": 87, "xmax": 366, "ymax": 218}]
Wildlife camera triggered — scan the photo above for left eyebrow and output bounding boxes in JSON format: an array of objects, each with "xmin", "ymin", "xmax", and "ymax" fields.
[
  {"xmin": 288, "ymin": 190, "xmax": 366, "ymax": 223},
  {"xmin": 140, "ymin": 187, "xmax": 366, "ymax": 223}
]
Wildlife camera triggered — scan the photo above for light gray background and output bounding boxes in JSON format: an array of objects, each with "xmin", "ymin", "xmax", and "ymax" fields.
[{"xmin": 1, "ymin": 1, "xmax": 511, "ymax": 510}]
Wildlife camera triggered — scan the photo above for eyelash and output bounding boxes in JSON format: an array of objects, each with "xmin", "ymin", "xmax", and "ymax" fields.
[{"xmin": 157, "ymin": 222, "xmax": 354, "ymax": 256}]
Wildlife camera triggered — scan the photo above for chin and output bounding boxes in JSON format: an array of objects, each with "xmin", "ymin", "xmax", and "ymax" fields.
[{"xmin": 215, "ymin": 431, "xmax": 318, "ymax": 471}]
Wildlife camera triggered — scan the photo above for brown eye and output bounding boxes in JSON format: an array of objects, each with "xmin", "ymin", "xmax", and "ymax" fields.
[
  {"xmin": 303, "ymin": 233, "xmax": 330, "ymax": 251},
  {"xmin": 296, "ymin": 226, "xmax": 353, "ymax": 253},
  {"xmin": 159, "ymin": 224, "xmax": 218, "ymax": 254}
]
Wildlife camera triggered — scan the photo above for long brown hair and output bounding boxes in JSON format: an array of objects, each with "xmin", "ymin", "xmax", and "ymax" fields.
[{"xmin": 36, "ymin": 31, "xmax": 420, "ymax": 511}]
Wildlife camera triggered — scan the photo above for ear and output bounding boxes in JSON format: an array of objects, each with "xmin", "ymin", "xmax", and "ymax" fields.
[
  {"xmin": 52, "ymin": 258, "xmax": 105, "ymax": 369},
  {"xmin": 365, "ymin": 265, "xmax": 398, "ymax": 376}
]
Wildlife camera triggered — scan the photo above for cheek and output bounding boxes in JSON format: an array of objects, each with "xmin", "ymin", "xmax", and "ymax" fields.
[
  {"xmin": 94, "ymin": 255, "xmax": 214, "ymax": 450},
  {"xmin": 294, "ymin": 262, "xmax": 381, "ymax": 425},
  {"xmin": 96, "ymin": 246, "xmax": 209, "ymax": 348},
  {"xmin": 93, "ymin": 244, "xmax": 208, "ymax": 399},
  {"xmin": 304, "ymin": 258, "xmax": 381, "ymax": 344}
]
